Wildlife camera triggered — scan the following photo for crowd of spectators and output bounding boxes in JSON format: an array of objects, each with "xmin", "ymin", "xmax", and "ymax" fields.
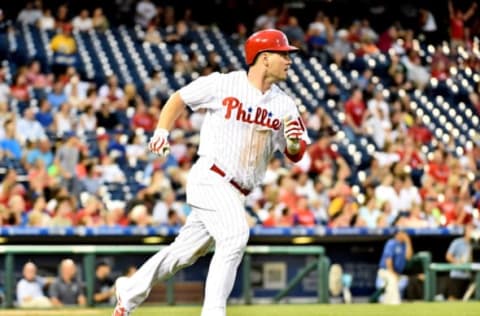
[{"xmin": 0, "ymin": 0, "xmax": 479, "ymax": 233}]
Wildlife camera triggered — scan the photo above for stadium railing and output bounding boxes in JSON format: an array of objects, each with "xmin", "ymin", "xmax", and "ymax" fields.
[
  {"xmin": 0, "ymin": 244, "xmax": 329, "ymax": 308},
  {"xmin": 427, "ymin": 262, "xmax": 480, "ymax": 301}
]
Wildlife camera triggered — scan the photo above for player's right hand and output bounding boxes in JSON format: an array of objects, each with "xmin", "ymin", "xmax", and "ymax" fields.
[{"xmin": 148, "ymin": 128, "xmax": 171, "ymax": 156}]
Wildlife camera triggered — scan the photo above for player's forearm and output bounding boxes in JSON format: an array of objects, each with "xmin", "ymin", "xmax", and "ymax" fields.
[
  {"xmin": 284, "ymin": 139, "xmax": 307, "ymax": 162},
  {"xmin": 155, "ymin": 92, "xmax": 186, "ymax": 131}
]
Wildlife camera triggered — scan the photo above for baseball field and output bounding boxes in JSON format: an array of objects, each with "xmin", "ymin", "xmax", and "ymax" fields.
[{"xmin": 1, "ymin": 302, "xmax": 480, "ymax": 316}]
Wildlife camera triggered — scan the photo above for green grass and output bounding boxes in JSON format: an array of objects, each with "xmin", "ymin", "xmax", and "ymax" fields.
[{"xmin": 2, "ymin": 302, "xmax": 480, "ymax": 316}]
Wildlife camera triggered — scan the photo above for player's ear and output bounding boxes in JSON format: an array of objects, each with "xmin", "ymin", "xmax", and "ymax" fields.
[{"xmin": 262, "ymin": 52, "xmax": 270, "ymax": 67}]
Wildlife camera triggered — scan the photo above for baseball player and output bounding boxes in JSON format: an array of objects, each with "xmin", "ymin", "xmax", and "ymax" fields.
[{"xmin": 113, "ymin": 29, "xmax": 310, "ymax": 316}]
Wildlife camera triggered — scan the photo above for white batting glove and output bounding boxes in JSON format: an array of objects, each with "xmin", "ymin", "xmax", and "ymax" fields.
[
  {"xmin": 284, "ymin": 115, "xmax": 303, "ymax": 153},
  {"xmin": 148, "ymin": 128, "xmax": 170, "ymax": 156}
]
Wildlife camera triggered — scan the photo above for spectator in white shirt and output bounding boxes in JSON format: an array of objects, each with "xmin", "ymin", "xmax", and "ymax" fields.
[
  {"xmin": 72, "ymin": 9, "xmax": 93, "ymax": 32},
  {"xmin": 38, "ymin": 8, "xmax": 55, "ymax": 31},
  {"xmin": 17, "ymin": 1, "xmax": 42, "ymax": 25},
  {"xmin": 16, "ymin": 107, "xmax": 46, "ymax": 143},
  {"xmin": 16, "ymin": 262, "xmax": 52, "ymax": 308}
]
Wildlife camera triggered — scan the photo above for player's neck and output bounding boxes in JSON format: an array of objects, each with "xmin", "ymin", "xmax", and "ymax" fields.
[{"xmin": 247, "ymin": 67, "xmax": 273, "ymax": 94}]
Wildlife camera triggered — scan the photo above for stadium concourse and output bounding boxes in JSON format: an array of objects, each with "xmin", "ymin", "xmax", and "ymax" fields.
[{"xmin": 0, "ymin": 0, "xmax": 479, "ymax": 309}]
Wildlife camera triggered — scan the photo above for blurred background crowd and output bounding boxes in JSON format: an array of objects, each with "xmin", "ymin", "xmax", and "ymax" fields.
[{"xmin": 0, "ymin": 0, "xmax": 479, "ymax": 232}]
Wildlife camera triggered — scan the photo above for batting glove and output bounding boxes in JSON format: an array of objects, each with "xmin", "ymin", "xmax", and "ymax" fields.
[
  {"xmin": 284, "ymin": 116, "xmax": 303, "ymax": 153},
  {"xmin": 148, "ymin": 128, "xmax": 170, "ymax": 156}
]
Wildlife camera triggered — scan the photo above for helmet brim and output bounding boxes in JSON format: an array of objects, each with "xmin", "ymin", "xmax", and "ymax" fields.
[{"xmin": 263, "ymin": 45, "xmax": 299, "ymax": 53}]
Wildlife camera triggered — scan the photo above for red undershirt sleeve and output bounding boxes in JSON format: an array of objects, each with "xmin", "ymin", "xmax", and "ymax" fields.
[{"xmin": 284, "ymin": 139, "xmax": 307, "ymax": 162}]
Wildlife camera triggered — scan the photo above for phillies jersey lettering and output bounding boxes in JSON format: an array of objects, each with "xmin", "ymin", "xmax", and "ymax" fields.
[
  {"xmin": 179, "ymin": 70, "xmax": 310, "ymax": 189},
  {"xmin": 222, "ymin": 97, "xmax": 282, "ymax": 130}
]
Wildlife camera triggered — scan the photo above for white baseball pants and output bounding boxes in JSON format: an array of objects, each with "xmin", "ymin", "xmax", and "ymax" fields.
[{"xmin": 118, "ymin": 179, "xmax": 250, "ymax": 316}]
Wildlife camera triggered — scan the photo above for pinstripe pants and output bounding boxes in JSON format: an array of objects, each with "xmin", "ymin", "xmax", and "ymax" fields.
[{"xmin": 119, "ymin": 179, "xmax": 250, "ymax": 316}]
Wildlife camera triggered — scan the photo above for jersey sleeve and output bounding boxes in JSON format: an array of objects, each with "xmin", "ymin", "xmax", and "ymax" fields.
[{"xmin": 178, "ymin": 72, "xmax": 221, "ymax": 111}]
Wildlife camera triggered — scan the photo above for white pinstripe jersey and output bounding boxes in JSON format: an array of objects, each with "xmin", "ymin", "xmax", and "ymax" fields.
[{"xmin": 179, "ymin": 70, "xmax": 310, "ymax": 190}]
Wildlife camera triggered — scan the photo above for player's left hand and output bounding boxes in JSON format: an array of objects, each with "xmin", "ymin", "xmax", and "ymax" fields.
[
  {"xmin": 283, "ymin": 115, "xmax": 303, "ymax": 141},
  {"xmin": 148, "ymin": 128, "xmax": 171, "ymax": 156},
  {"xmin": 283, "ymin": 115, "xmax": 303, "ymax": 154}
]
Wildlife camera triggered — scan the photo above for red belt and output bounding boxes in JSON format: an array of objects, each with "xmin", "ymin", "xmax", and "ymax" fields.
[{"xmin": 210, "ymin": 164, "xmax": 251, "ymax": 196}]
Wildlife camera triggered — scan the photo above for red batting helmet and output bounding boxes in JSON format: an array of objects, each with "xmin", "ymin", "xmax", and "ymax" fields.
[{"xmin": 244, "ymin": 29, "xmax": 298, "ymax": 65}]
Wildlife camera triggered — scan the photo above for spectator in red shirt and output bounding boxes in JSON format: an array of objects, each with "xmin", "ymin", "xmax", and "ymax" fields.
[
  {"xmin": 377, "ymin": 26, "xmax": 398, "ymax": 53},
  {"xmin": 132, "ymin": 102, "xmax": 156, "ymax": 132},
  {"xmin": 277, "ymin": 207, "xmax": 294, "ymax": 227},
  {"xmin": 10, "ymin": 73, "xmax": 30, "ymax": 103},
  {"xmin": 426, "ymin": 148, "xmax": 450, "ymax": 184},
  {"xmin": 448, "ymin": 0, "xmax": 477, "ymax": 48},
  {"xmin": 293, "ymin": 196, "xmax": 316, "ymax": 227},
  {"xmin": 76, "ymin": 196, "xmax": 105, "ymax": 227},
  {"xmin": 308, "ymin": 129, "xmax": 338, "ymax": 175},
  {"xmin": 408, "ymin": 116, "xmax": 432, "ymax": 145},
  {"xmin": 344, "ymin": 88, "xmax": 368, "ymax": 140}
]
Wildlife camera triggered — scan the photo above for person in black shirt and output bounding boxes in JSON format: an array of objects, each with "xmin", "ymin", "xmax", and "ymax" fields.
[{"xmin": 94, "ymin": 261, "xmax": 115, "ymax": 305}]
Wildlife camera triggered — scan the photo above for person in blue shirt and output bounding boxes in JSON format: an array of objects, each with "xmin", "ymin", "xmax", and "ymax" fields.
[
  {"xmin": 445, "ymin": 223, "xmax": 474, "ymax": 300},
  {"xmin": 376, "ymin": 230, "xmax": 413, "ymax": 304},
  {"xmin": 35, "ymin": 99, "xmax": 54, "ymax": 129},
  {"xmin": 0, "ymin": 118, "xmax": 22, "ymax": 159}
]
